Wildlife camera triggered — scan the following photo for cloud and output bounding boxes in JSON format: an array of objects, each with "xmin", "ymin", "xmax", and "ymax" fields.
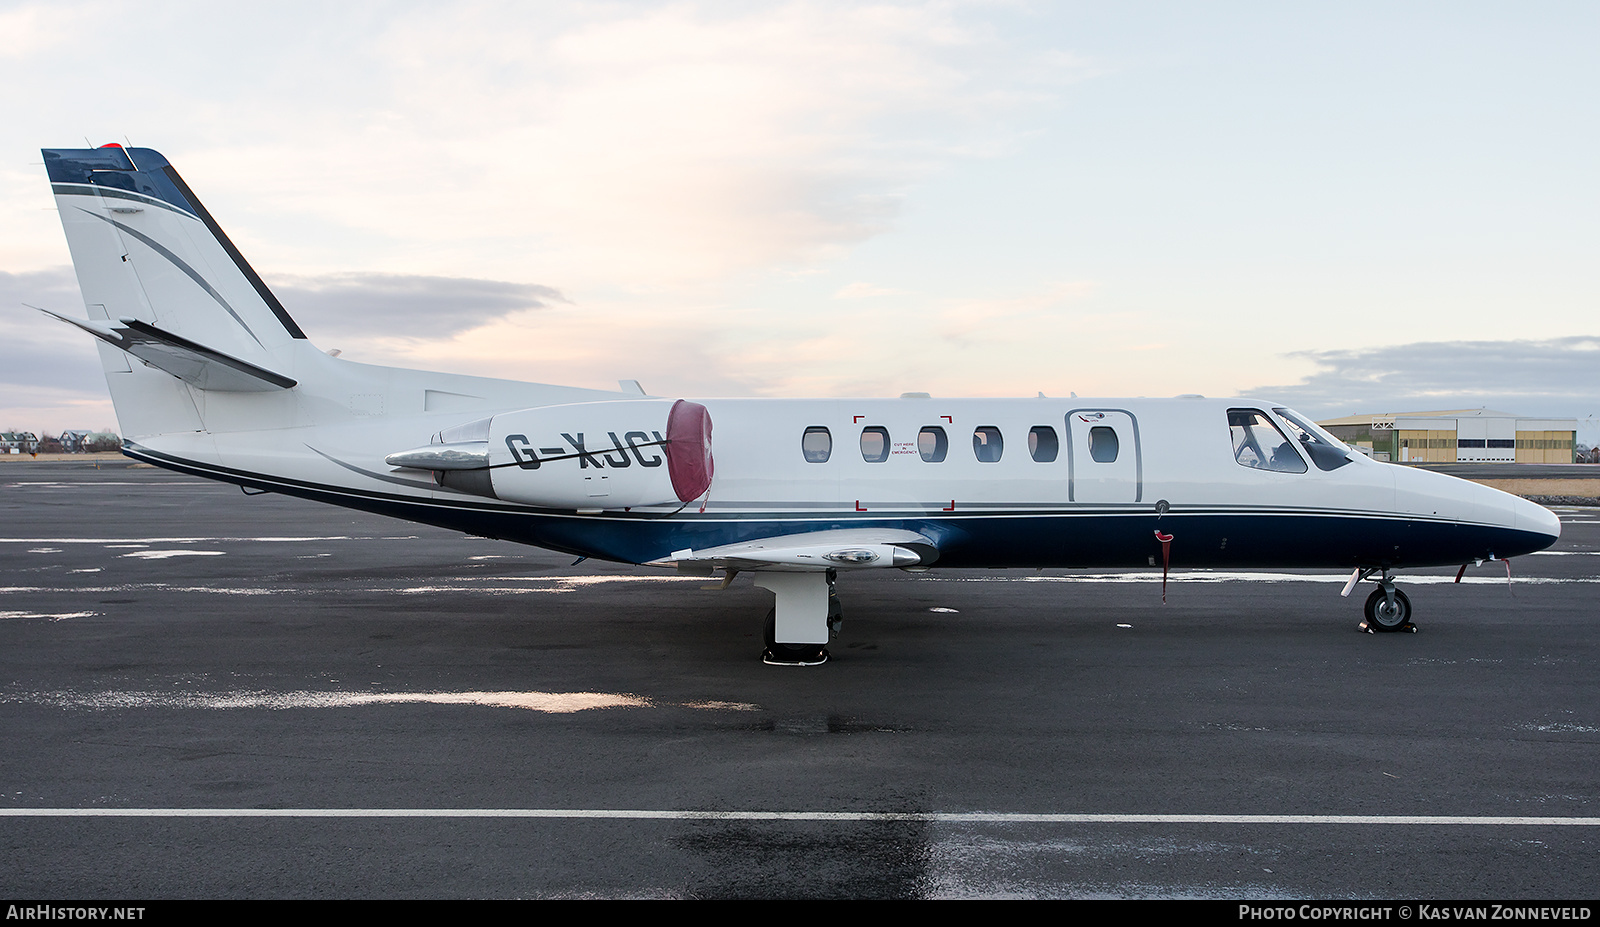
[
  {"xmin": 0, "ymin": 5, "xmax": 68, "ymax": 59},
  {"xmin": 833, "ymin": 282, "xmax": 906, "ymax": 299},
  {"xmin": 0, "ymin": 2, "xmax": 1098, "ymax": 417},
  {"xmin": 0, "ymin": 3, "xmax": 1089, "ymax": 288},
  {"xmin": 1, "ymin": 267, "xmax": 80, "ymax": 310},
  {"xmin": 1245, "ymin": 337, "xmax": 1600, "ymax": 437},
  {"xmin": 0, "ymin": 268, "xmax": 102, "ymax": 392},
  {"xmin": 267, "ymin": 273, "xmax": 565, "ymax": 343},
  {"xmin": 0, "ymin": 268, "xmax": 119, "ymax": 432},
  {"xmin": 933, "ymin": 282, "xmax": 1099, "ymax": 345}
]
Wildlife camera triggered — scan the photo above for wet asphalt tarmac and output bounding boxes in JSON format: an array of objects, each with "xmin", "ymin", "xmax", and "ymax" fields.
[{"xmin": 1, "ymin": 460, "xmax": 1596, "ymax": 899}]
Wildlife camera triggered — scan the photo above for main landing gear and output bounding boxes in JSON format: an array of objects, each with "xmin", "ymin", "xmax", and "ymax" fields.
[
  {"xmin": 1347, "ymin": 568, "xmax": 1415, "ymax": 633},
  {"xmin": 755, "ymin": 569, "xmax": 842, "ymax": 666}
]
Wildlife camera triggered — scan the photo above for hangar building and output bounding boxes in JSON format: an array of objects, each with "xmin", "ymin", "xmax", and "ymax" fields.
[{"xmin": 1316, "ymin": 409, "xmax": 1577, "ymax": 464}]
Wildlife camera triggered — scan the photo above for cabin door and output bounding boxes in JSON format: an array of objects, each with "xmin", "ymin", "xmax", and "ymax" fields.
[{"xmin": 1066, "ymin": 410, "xmax": 1142, "ymax": 504}]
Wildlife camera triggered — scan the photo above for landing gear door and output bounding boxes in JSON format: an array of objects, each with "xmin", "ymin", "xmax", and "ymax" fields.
[{"xmin": 1067, "ymin": 410, "xmax": 1142, "ymax": 503}]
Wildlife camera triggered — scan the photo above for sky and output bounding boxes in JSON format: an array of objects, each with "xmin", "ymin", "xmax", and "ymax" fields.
[{"xmin": 2, "ymin": 1, "xmax": 1597, "ymax": 442}]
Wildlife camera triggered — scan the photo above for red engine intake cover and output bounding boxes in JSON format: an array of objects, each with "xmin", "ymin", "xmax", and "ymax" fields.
[{"xmin": 665, "ymin": 399, "xmax": 714, "ymax": 502}]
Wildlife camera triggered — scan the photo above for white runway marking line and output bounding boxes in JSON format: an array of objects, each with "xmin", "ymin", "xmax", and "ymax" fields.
[
  {"xmin": 5, "ymin": 571, "xmax": 1595, "ymax": 599},
  {"xmin": 0, "ymin": 573, "xmax": 710, "ymax": 596},
  {"xmin": 0, "ymin": 611, "xmax": 99, "ymax": 621},
  {"xmin": 13, "ymin": 689, "xmax": 650, "ymax": 713},
  {"xmin": 0, "ymin": 585, "xmax": 287, "ymax": 596},
  {"xmin": 924, "ymin": 572, "xmax": 1600, "ymax": 585},
  {"xmin": 1, "ymin": 481, "xmax": 203, "ymax": 487},
  {"xmin": 0, "ymin": 537, "xmax": 366, "ymax": 544},
  {"xmin": 0, "ymin": 809, "xmax": 1597, "ymax": 825},
  {"xmin": 7, "ymin": 689, "xmax": 761, "ymax": 714}
]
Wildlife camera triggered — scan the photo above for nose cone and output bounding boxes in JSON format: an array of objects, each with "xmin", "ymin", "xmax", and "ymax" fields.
[
  {"xmin": 1514, "ymin": 495, "xmax": 1562, "ymax": 548},
  {"xmin": 1394, "ymin": 466, "xmax": 1562, "ymax": 560}
]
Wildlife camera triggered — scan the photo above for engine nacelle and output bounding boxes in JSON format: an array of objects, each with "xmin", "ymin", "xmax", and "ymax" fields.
[{"xmin": 485, "ymin": 399, "xmax": 714, "ymax": 509}]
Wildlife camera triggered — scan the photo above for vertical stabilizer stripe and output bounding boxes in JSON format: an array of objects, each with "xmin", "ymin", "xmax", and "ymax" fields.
[
  {"xmin": 51, "ymin": 183, "xmax": 199, "ymax": 220},
  {"xmin": 159, "ymin": 166, "xmax": 308, "ymax": 340},
  {"xmin": 79, "ymin": 208, "xmax": 264, "ymax": 348}
]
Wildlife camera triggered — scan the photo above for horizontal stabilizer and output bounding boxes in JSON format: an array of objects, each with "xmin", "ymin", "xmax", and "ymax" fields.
[
  {"xmin": 36, "ymin": 307, "xmax": 296, "ymax": 392},
  {"xmin": 650, "ymin": 528, "xmax": 939, "ymax": 572}
]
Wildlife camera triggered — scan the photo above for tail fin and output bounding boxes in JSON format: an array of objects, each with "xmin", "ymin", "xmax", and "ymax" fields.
[{"xmin": 43, "ymin": 145, "xmax": 309, "ymax": 436}]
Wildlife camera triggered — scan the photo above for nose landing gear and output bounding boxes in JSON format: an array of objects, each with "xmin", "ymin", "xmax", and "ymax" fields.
[
  {"xmin": 1346, "ymin": 568, "xmax": 1416, "ymax": 633},
  {"xmin": 1363, "ymin": 584, "xmax": 1413, "ymax": 632}
]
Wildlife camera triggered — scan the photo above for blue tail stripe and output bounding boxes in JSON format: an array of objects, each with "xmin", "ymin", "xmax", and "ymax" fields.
[{"xmin": 43, "ymin": 147, "xmax": 196, "ymax": 216}]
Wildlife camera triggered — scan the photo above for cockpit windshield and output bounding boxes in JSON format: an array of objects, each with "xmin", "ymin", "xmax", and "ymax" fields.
[
  {"xmin": 1273, "ymin": 407, "xmax": 1354, "ymax": 471},
  {"xmin": 1274, "ymin": 408, "xmax": 1346, "ymax": 450}
]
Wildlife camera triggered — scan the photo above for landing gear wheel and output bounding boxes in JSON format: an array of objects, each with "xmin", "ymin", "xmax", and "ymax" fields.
[
  {"xmin": 763, "ymin": 608, "xmax": 829, "ymax": 666},
  {"xmin": 1363, "ymin": 587, "xmax": 1413, "ymax": 632},
  {"xmin": 827, "ymin": 595, "xmax": 843, "ymax": 637}
]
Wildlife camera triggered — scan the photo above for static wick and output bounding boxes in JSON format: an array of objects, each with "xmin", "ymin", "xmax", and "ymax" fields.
[{"xmin": 1453, "ymin": 557, "xmax": 1513, "ymax": 596}]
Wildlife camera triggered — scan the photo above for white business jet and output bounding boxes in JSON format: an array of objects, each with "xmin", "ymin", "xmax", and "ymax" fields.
[{"xmin": 36, "ymin": 145, "xmax": 1562, "ymax": 664}]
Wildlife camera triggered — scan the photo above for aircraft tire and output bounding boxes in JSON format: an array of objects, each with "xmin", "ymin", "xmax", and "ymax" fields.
[{"xmin": 1364, "ymin": 587, "xmax": 1412, "ymax": 631}]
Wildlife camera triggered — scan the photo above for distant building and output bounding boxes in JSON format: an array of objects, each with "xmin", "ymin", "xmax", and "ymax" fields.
[
  {"xmin": 1317, "ymin": 409, "xmax": 1578, "ymax": 464},
  {"xmin": 59, "ymin": 429, "xmax": 95, "ymax": 453},
  {"xmin": 89, "ymin": 433, "xmax": 120, "ymax": 452},
  {"xmin": 56, "ymin": 432, "xmax": 122, "ymax": 454},
  {"xmin": 57, "ymin": 430, "xmax": 120, "ymax": 453},
  {"xmin": 1, "ymin": 432, "xmax": 39, "ymax": 455}
]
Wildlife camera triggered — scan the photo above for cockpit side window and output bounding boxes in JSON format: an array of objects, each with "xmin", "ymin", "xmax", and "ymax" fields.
[{"xmin": 1227, "ymin": 409, "xmax": 1307, "ymax": 473}]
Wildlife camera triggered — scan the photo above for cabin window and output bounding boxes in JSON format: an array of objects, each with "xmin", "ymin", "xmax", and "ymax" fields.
[
  {"xmin": 1088, "ymin": 426, "xmax": 1119, "ymax": 463},
  {"xmin": 973, "ymin": 426, "xmax": 1003, "ymax": 462},
  {"xmin": 919, "ymin": 426, "xmax": 948, "ymax": 462},
  {"xmin": 860, "ymin": 426, "xmax": 890, "ymax": 463},
  {"xmin": 1029, "ymin": 426, "xmax": 1059, "ymax": 462},
  {"xmin": 802, "ymin": 426, "xmax": 832, "ymax": 463},
  {"xmin": 1227, "ymin": 409, "xmax": 1306, "ymax": 473}
]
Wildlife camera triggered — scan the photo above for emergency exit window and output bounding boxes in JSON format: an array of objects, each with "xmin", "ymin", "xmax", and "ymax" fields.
[{"xmin": 860, "ymin": 426, "xmax": 890, "ymax": 463}]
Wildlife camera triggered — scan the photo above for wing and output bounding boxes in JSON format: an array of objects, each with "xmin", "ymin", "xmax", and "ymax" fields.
[{"xmin": 648, "ymin": 528, "xmax": 939, "ymax": 573}]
